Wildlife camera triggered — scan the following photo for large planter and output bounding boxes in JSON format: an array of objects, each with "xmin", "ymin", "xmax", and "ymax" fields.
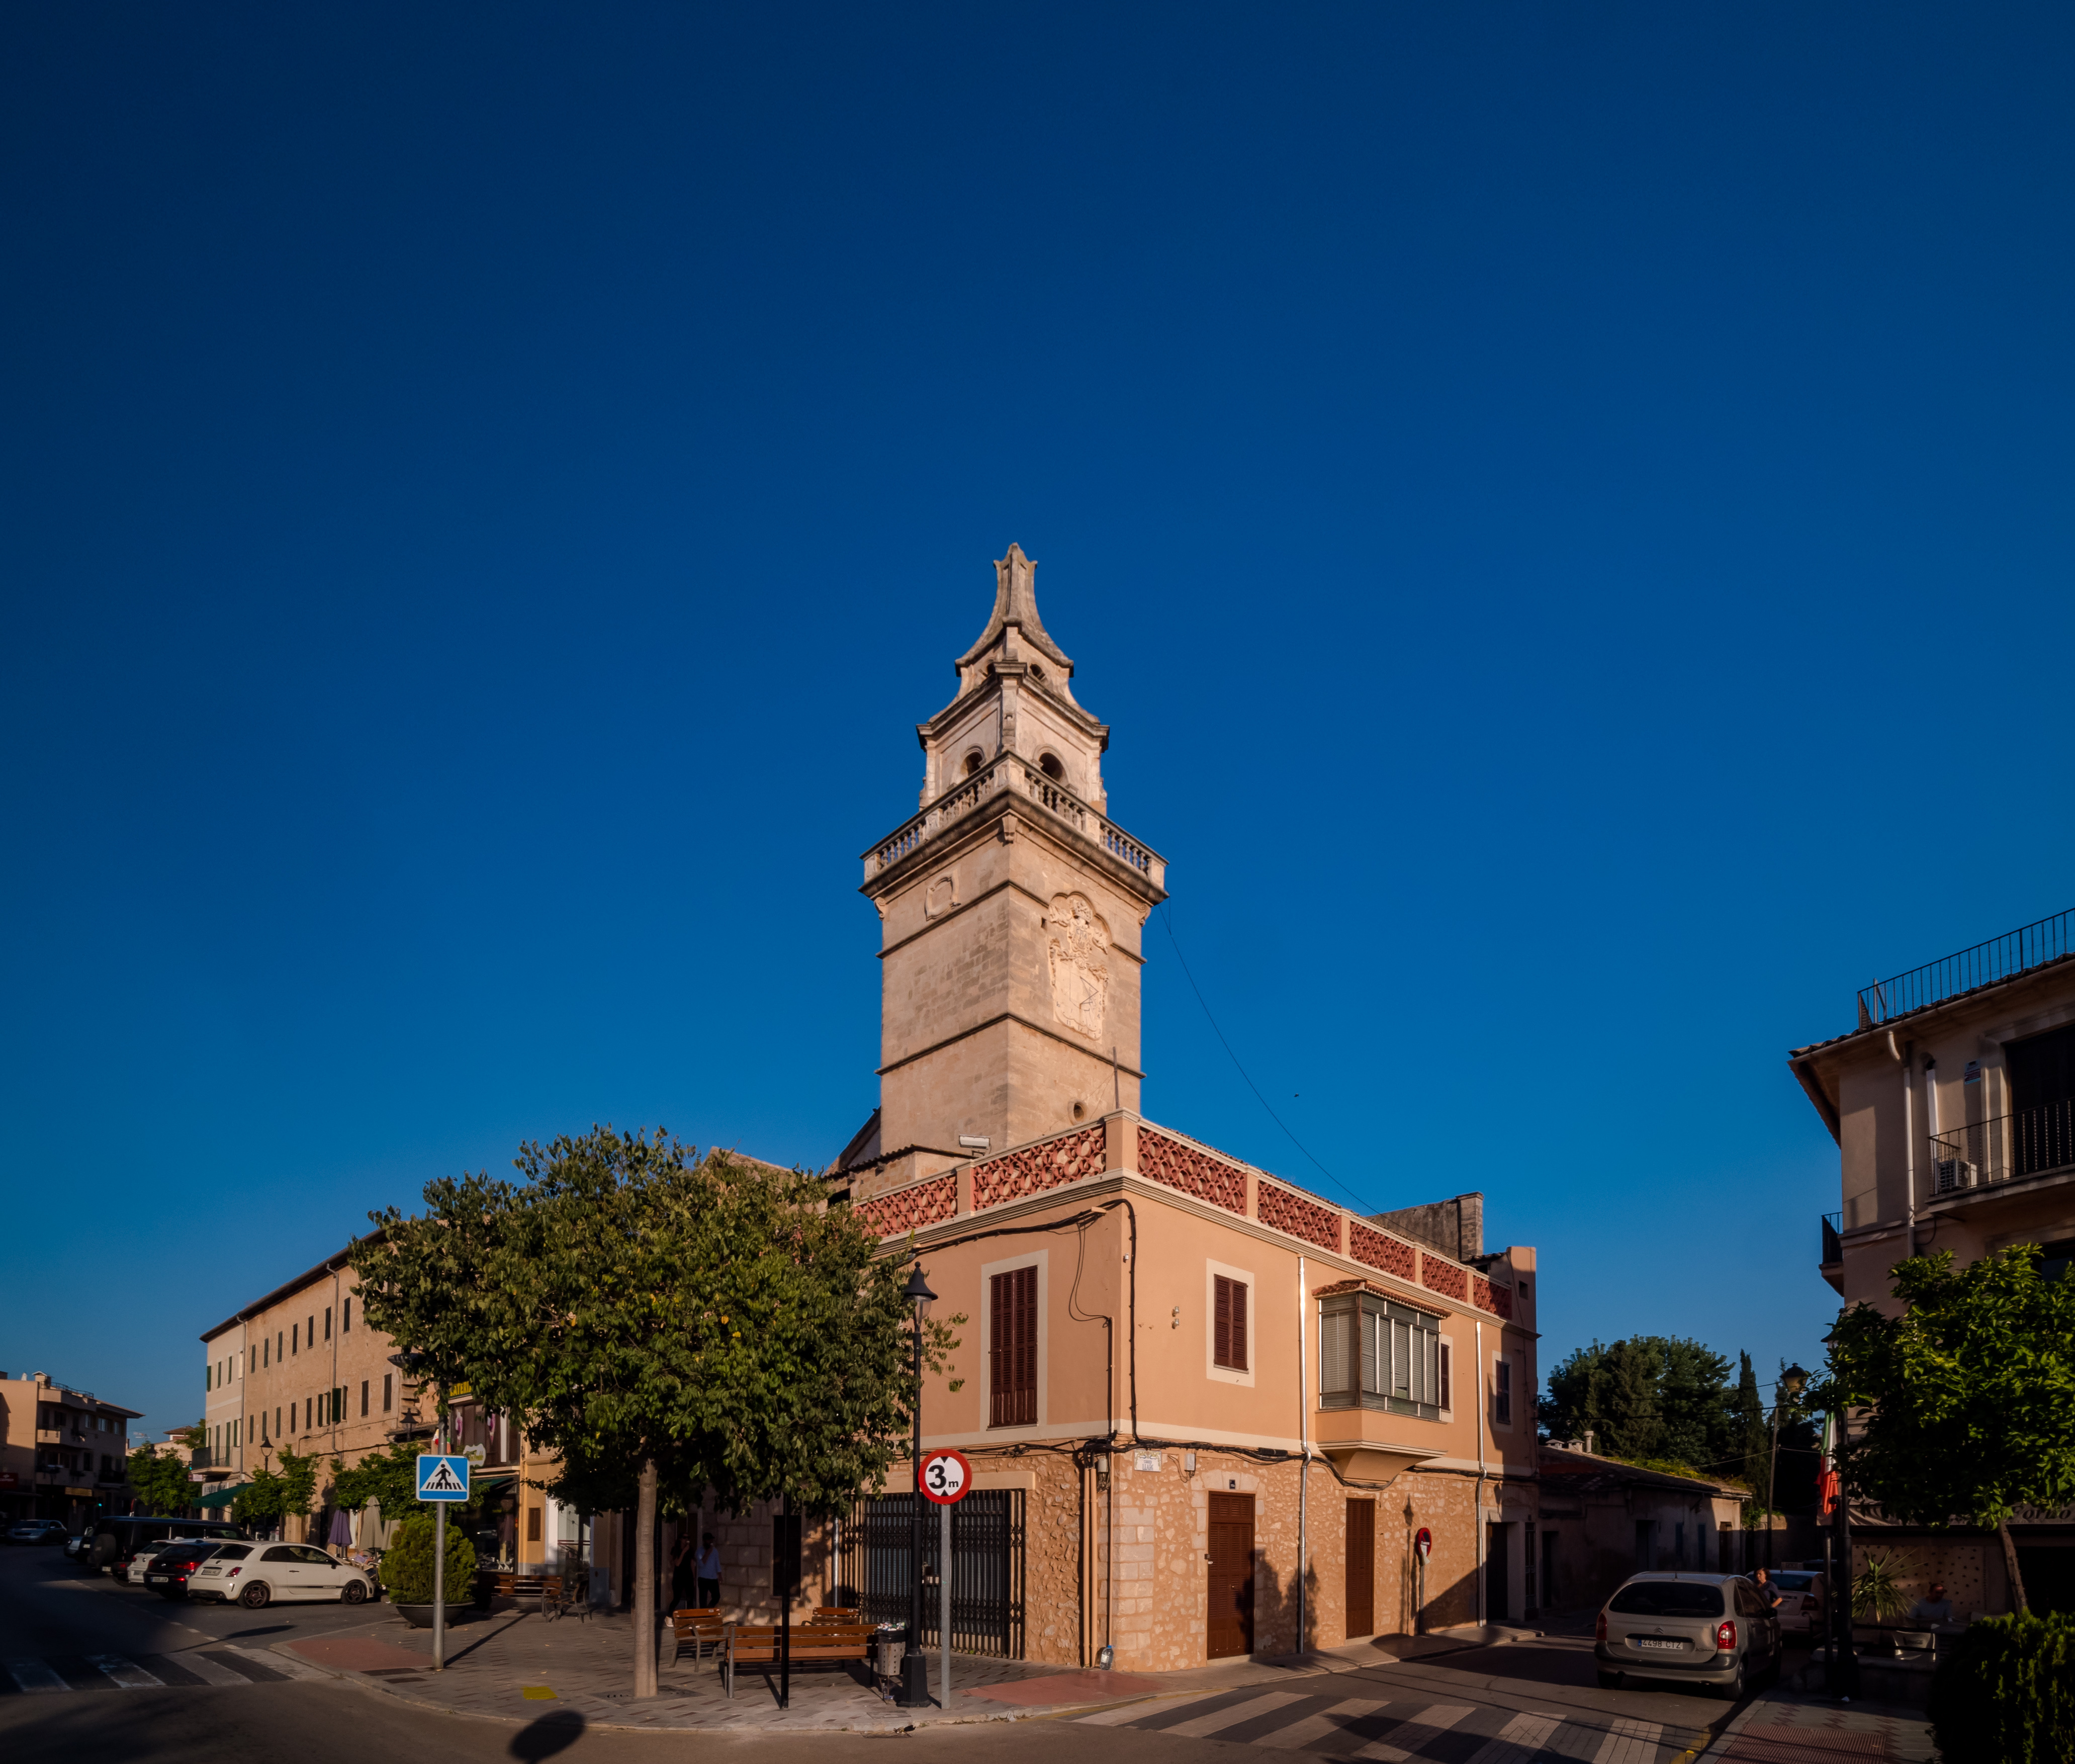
[{"xmin": 394, "ymin": 1603, "xmax": 473, "ymax": 1629}]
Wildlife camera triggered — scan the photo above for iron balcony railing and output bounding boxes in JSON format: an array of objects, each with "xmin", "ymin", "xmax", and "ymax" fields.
[
  {"xmin": 1858, "ymin": 908, "xmax": 2073, "ymax": 1028},
  {"xmin": 1931, "ymin": 1099, "xmax": 2075, "ymax": 1194},
  {"xmin": 1821, "ymin": 1212, "xmax": 1843, "ymax": 1265}
]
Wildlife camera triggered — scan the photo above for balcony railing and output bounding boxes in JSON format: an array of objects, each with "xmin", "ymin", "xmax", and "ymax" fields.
[
  {"xmin": 864, "ymin": 756, "xmax": 1165, "ymax": 890},
  {"xmin": 1858, "ymin": 908, "xmax": 2072, "ymax": 1027},
  {"xmin": 1821, "ymin": 1211, "xmax": 1843, "ymax": 1264},
  {"xmin": 1931, "ymin": 1100, "xmax": 2075, "ymax": 1194}
]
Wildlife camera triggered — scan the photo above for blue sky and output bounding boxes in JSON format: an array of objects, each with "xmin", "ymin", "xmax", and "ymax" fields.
[{"xmin": 4, "ymin": 4, "xmax": 2071, "ymax": 1441}]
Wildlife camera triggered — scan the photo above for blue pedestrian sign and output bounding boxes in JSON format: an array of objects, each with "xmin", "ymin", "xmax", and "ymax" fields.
[{"xmin": 416, "ymin": 1454, "xmax": 470, "ymax": 1502}]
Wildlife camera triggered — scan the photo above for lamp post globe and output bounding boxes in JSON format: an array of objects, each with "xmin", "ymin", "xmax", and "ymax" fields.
[{"xmin": 900, "ymin": 1264, "xmax": 937, "ymax": 1709}]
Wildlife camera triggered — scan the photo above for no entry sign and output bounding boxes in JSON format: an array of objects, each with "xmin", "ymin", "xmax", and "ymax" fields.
[
  {"xmin": 1414, "ymin": 1526, "xmax": 1432, "ymax": 1562},
  {"xmin": 918, "ymin": 1448, "xmax": 972, "ymax": 1505}
]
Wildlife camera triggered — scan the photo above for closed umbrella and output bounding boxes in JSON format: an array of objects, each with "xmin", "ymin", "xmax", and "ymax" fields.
[{"xmin": 328, "ymin": 1508, "xmax": 353, "ymax": 1548}]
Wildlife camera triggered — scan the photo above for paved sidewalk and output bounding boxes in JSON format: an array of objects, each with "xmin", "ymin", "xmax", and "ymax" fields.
[
  {"xmin": 278, "ymin": 1607, "xmax": 1481, "ymax": 1732},
  {"xmin": 1698, "ymin": 1683, "xmax": 1936, "ymax": 1763}
]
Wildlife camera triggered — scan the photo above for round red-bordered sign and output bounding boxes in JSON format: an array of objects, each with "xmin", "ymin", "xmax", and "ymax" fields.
[
  {"xmin": 918, "ymin": 1448, "xmax": 973, "ymax": 1505},
  {"xmin": 1413, "ymin": 1526, "xmax": 1432, "ymax": 1562}
]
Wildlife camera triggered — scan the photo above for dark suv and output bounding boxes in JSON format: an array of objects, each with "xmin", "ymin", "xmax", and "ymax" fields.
[{"xmin": 91, "ymin": 1517, "xmax": 244, "ymax": 1581}]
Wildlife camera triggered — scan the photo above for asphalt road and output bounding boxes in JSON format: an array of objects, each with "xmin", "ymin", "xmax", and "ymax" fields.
[{"xmin": 2, "ymin": 1543, "xmax": 1749, "ymax": 1763}]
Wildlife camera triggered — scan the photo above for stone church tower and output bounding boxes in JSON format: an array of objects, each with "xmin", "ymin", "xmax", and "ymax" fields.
[{"xmin": 841, "ymin": 545, "xmax": 1167, "ymax": 1194}]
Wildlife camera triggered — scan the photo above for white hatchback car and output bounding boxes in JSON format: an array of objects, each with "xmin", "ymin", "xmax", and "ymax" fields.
[{"xmin": 188, "ymin": 1541, "xmax": 378, "ymax": 1608}]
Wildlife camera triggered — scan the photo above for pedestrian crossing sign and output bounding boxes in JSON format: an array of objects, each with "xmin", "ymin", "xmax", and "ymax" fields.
[{"xmin": 416, "ymin": 1454, "xmax": 471, "ymax": 1502}]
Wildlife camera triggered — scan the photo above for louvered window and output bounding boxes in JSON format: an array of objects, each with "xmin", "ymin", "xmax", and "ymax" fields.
[
  {"xmin": 1213, "ymin": 1275, "xmax": 1249, "ymax": 1371},
  {"xmin": 989, "ymin": 1266, "xmax": 1038, "ymax": 1428},
  {"xmin": 1319, "ymin": 1293, "xmax": 1444, "ymax": 1420}
]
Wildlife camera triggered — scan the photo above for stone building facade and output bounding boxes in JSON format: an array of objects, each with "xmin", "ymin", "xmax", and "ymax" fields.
[{"xmin": 828, "ymin": 547, "xmax": 1542, "ymax": 1668}]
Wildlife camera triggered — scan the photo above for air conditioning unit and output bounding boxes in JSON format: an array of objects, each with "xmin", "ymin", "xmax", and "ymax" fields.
[{"xmin": 1935, "ymin": 1159, "xmax": 1978, "ymax": 1193}]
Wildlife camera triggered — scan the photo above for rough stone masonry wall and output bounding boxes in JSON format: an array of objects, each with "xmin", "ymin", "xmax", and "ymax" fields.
[{"xmin": 1004, "ymin": 1446, "xmax": 1494, "ymax": 1671}]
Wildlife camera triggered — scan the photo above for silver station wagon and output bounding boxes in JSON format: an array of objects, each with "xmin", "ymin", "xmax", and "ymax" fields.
[{"xmin": 1595, "ymin": 1573, "xmax": 1781, "ymax": 1699}]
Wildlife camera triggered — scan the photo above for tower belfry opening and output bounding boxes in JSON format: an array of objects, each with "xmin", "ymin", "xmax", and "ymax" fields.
[{"xmin": 847, "ymin": 545, "xmax": 1167, "ymax": 1193}]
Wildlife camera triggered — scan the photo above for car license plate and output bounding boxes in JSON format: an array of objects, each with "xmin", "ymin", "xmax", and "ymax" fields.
[
  {"xmin": 1636, "ymin": 1637, "xmax": 1687, "ymax": 1650},
  {"xmin": 147, "ymin": 1575, "xmax": 167, "ymax": 1583}
]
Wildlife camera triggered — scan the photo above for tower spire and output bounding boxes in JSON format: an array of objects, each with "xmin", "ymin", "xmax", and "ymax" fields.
[{"xmin": 958, "ymin": 542, "xmax": 1072, "ymax": 672}]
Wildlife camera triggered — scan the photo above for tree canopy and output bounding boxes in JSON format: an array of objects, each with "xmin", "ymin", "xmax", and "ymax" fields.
[
  {"xmin": 352, "ymin": 1126, "xmax": 955, "ymax": 1696},
  {"xmin": 126, "ymin": 1444, "xmax": 197, "ymax": 1516},
  {"xmin": 1824, "ymin": 1243, "xmax": 2075, "ymax": 1608}
]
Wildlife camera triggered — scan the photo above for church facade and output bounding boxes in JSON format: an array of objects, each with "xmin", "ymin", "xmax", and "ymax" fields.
[{"xmin": 830, "ymin": 546, "xmax": 1543, "ymax": 1668}]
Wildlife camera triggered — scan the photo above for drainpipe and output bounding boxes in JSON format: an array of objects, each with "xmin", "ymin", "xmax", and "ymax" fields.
[
  {"xmin": 1297, "ymin": 1255, "xmax": 1308, "ymax": 1658},
  {"xmin": 1475, "ymin": 1318, "xmax": 1487, "ymax": 1628},
  {"xmin": 1902, "ymin": 1041, "xmax": 1917, "ymax": 1254}
]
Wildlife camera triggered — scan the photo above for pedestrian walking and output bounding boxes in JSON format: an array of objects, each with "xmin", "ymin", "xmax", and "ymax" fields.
[{"xmin": 694, "ymin": 1532, "xmax": 722, "ymax": 1608}]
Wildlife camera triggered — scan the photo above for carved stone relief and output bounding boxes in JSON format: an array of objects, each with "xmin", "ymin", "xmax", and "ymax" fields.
[
  {"xmin": 1045, "ymin": 893, "xmax": 1110, "ymax": 1041},
  {"xmin": 925, "ymin": 872, "xmax": 957, "ymax": 919}
]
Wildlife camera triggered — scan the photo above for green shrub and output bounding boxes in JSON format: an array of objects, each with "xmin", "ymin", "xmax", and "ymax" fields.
[
  {"xmin": 378, "ymin": 1515, "xmax": 477, "ymax": 1607},
  {"xmin": 1927, "ymin": 1612, "xmax": 2075, "ymax": 1764}
]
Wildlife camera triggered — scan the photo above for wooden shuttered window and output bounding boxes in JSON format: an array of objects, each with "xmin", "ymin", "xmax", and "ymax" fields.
[
  {"xmin": 1213, "ymin": 1275, "xmax": 1248, "ymax": 1371},
  {"xmin": 989, "ymin": 1266, "xmax": 1038, "ymax": 1428}
]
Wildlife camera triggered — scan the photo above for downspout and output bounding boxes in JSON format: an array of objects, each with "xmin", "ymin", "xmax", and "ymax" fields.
[
  {"xmin": 1475, "ymin": 1317, "xmax": 1487, "ymax": 1628},
  {"xmin": 1297, "ymin": 1255, "xmax": 1308, "ymax": 1658},
  {"xmin": 1903, "ymin": 1041, "xmax": 1917, "ymax": 1254}
]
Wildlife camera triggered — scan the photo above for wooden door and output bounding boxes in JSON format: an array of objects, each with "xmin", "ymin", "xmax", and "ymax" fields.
[
  {"xmin": 1206, "ymin": 1493, "xmax": 1255, "ymax": 1658},
  {"xmin": 1344, "ymin": 1500, "xmax": 1375, "ymax": 1638}
]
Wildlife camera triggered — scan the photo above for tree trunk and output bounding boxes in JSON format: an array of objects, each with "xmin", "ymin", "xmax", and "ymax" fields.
[
  {"xmin": 634, "ymin": 1458, "xmax": 659, "ymax": 1697},
  {"xmin": 1998, "ymin": 1516, "xmax": 2029, "ymax": 1615}
]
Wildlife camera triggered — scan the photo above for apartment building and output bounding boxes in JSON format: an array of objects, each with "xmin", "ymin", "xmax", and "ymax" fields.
[
  {"xmin": 1789, "ymin": 906, "xmax": 2075, "ymax": 1618},
  {"xmin": 0, "ymin": 1371, "xmax": 139, "ymax": 1526},
  {"xmin": 812, "ymin": 548, "xmax": 1542, "ymax": 1668}
]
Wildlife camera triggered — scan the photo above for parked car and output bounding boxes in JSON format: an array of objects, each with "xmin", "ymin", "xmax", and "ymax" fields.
[
  {"xmin": 94, "ymin": 1517, "xmax": 244, "ymax": 1580},
  {"xmin": 1595, "ymin": 1572, "xmax": 1781, "ymax": 1699},
  {"xmin": 63, "ymin": 1529, "xmax": 93, "ymax": 1558},
  {"xmin": 1767, "ymin": 1568, "xmax": 1827, "ymax": 1635},
  {"xmin": 139, "ymin": 1540, "xmax": 223, "ymax": 1599},
  {"xmin": 188, "ymin": 1542, "xmax": 377, "ymax": 1609},
  {"xmin": 7, "ymin": 1520, "xmax": 66, "ymax": 1545}
]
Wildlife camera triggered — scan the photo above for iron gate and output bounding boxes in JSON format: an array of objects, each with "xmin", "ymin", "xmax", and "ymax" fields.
[{"xmin": 837, "ymin": 1489, "xmax": 1025, "ymax": 1659}]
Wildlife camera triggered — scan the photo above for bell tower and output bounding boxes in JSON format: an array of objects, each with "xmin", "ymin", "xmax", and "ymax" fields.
[{"xmin": 857, "ymin": 545, "xmax": 1167, "ymax": 1189}]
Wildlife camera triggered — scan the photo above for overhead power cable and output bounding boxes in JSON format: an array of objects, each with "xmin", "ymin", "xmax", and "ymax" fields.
[{"xmin": 1160, "ymin": 906, "xmax": 1374, "ymax": 1215}]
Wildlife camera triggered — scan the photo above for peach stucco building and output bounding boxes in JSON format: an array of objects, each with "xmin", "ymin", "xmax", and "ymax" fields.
[{"xmin": 823, "ymin": 547, "xmax": 1543, "ymax": 1668}]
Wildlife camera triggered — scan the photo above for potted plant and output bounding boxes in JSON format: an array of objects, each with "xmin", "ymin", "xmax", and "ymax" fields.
[
  {"xmin": 378, "ymin": 1515, "xmax": 477, "ymax": 1628},
  {"xmin": 1852, "ymin": 1552, "xmax": 1912, "ymax": 1655}
]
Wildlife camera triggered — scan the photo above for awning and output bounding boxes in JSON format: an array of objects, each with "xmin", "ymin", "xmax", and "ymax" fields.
[{"xmin": 195, "ymin": 1484, "xmax": 247, "ymax": 1509}]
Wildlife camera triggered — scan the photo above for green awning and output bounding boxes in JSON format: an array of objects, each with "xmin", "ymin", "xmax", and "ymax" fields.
[{"xmin": 195, "ymin": 1484, "xmax": 247, "ymax": 1509}]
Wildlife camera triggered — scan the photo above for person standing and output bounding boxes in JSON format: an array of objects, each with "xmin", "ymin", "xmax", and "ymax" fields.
[
  {"xmin": 694, "ymin": 1531, "xmax": 722, "ymax": 1608},
  {"xmin": 1750, "ymin": 1566, "xmax": 1783, "ymax": 1618}
]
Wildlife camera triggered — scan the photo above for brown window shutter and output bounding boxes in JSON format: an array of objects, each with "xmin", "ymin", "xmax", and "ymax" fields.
[
  {"xmin": 1231, "ymin": 1278, "xmax": 1247, "ymax": 1371},
  {"xmin": 1214, "ymin": 1276, "xmax": 1231, "ymax": 1367},
  {"xmin": 991, "ymin": 1266, "xmax": 1038, "ymax": 1427}
]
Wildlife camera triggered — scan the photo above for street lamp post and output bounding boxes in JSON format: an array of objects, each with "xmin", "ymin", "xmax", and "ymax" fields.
[
  {"xmin": 900, "ymin": 1264, "xmax": 937, "ymax": 1710},
  {"xmin": 1768, "ymin": 1364, "xmax": 1808, "ymax": 1571}
]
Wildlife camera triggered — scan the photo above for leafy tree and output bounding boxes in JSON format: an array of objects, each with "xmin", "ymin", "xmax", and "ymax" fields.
[
  {"xmin": 126, "ymin": 1444, "xmax": 196, "ymax": 1517},
  {"xmin": 1543, "ymin": 1335, "xmax": 1748, "ymax": 1475},
  {"xmin": 275, "ymin": 1447, "xmax": 321, "ymax": 1532},
  {"xmin": 232, "ymin": 1466, "xmax": 287, "ymax": 1532},
  {"xmin": 1825, "ymin": 1245, "xmax": 2075, "ymax": 1613},
  {"xmin": 1733, "ymin": 1353, "xmax": 1770, "ymax": 1510},
  {"xmin": 354, "ymin": 1127, "xmax": 958, "ymax": 1699}
]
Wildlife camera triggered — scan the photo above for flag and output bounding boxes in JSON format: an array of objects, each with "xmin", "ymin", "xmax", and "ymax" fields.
[{"xmin": 1816, "ymin": 1410, "xmax": 1840, "ymax": 1522}]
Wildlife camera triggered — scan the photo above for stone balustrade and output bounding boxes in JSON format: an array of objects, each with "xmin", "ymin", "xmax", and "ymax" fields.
[{"xmin": 862, "ymin": 757, "xmax": 1166, "ymax": 891}]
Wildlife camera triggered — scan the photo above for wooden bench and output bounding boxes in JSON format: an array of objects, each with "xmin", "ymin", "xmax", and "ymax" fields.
[
  {"xmin": 804, "ymin": 1606, "xmax": 861, "ymax": 1625},
  {"xmin": 666, "ymin": 1607, "xmax": 724, "ymax": 1667},
  {"xmin": 720, "ymin": 1622, "xmax": 874, "ymax": 1699},
  {"xmin": 491, "ymin": 1573, "xmax": 568, "ymax": 1617}
]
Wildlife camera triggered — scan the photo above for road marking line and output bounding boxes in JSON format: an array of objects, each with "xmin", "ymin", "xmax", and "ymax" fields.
[
  {"xmin": 1079, "ymin": 1690, "xmax": 1229, "ymax": 1725},
  {"xmin": 1465, "ymin": 1710, "xmax": 1562, "ymax": 1763},
  {"xmin": 1594, "ymin": 1717, "xmax": 1665, "ymax": 1764},
  {"xmin": 5, "ymin": 1660, "xmax": 68, "ymax": 1695},
  {"xmin": 179, "ymin": 1652, "xmax": 258, "ymax": 1687},
  {"xmin": 522, "ymin": 1686, "xmax": 558, "ymax": 1700},
  {"xmin": 1254, "ymin": 1698, "xmax": 1390, "ymax": 1748},
  {"xmin": 1161, "ymin": 1691, "xmax": 1312, "ymax": 1737},
  {"xmin": 1349, "ymin": 1703, "xmax": 1476, "ymax": 1761},
  {"xmin": 91, "ymin": 1655, "xmax": 165, "ymax": 1690}
]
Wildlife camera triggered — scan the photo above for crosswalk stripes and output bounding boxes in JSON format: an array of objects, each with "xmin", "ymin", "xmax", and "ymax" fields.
[
  {"xmin": 1158, "ymin": 1691, "xmax": 1313, "ymax": 1738},
  {"xmin": 1593, "ymin": 1717, "xmax": 1666, "ymax": 1763},
  {"xmin": 1079, "ymin": 1688, "xmax": 1673, "ymax": 1762},
  {"xmin": 1349, "ymin": 1703, "xmax": 1474, "ymax": 1761},
  {"xmin": 1464, "ymin": 1711, "xmax": 1563, "ymax": 1764},
  {"xmin": 1, "ymin": 1648, "xmax": 318, "ymax": 1695}
]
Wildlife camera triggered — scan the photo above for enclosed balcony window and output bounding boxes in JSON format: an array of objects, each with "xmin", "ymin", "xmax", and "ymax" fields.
[{"xmin": 1319, "ymin": 1292, "xmax": 1443, "ymax": 1420}]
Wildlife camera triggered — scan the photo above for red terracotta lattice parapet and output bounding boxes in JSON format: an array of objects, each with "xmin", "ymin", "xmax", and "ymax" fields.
[
  {"xmin": 1420, "ymin": 1254, "xmax": 1469, "ymax": 1301},
  {"xmin": 972, "ymin": 1122, "xmax": 1108, "ymax": 1209},
  {"xmin": 1348, "ymin": 1220, "xmax": 1417, "ymax": 1282},
  {"xmin": 1136, "ymin": 1129, "xmax": 1247, "ymax": 1214},
  {"xmin": 856, "ymin": 1173, "xmax": 957, "ymax": 1238},
  {"xmin": 1258, "ymin": 1183, "xmax": 1342, "ymax": 1253}
]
